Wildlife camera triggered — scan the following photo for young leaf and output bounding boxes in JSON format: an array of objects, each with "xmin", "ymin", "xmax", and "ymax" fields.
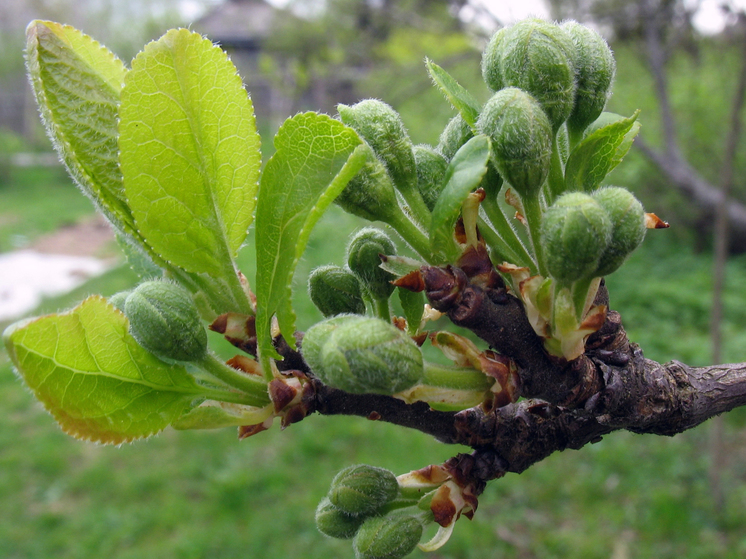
[
  {"xmin": 426, "ymin": 58, "xmax": 481, "ymax": 127},
  {"xmin": 119, "ymin": 29, "xmax": 261, "ymax": 278},
  {"xmin": 3, "ymin": 296, "xmax": 208, "ymax": 444},
  {"xmin": 25, "ymin": 21, "xmax": 135, "ymax": 236},
  {"xmin": 430, "ymin": 135, "xmax": 491, "ymax": 263},
  {"xmin": 565, "ymin": 111, "xmax": 640, "ymax": 192},
  {"xmin": 255, "ymin": 113, "xmax": 368, "ymax": 371}
]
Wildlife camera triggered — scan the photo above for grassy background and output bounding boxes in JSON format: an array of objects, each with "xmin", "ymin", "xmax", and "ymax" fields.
[{"xmin": 2, "ymin": 172, "xmax": 746, "ymax": 558}]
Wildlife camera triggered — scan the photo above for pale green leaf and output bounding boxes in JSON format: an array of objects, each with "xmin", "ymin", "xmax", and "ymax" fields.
[
  {"xmin": 119, "ymin": 28, "xmax": 261, "ymax": 276},
  {"xmin": 430, "ymin": 135, "xmax": 491, "ymax": 263},
  {"xmin": 255, "ymin": 113, "xmax": 368, "ymax": 368},
  {"xmin": 565, "ymin": 111, "xmax": 640, "ymax": 192},
  {"xmin": 25, "ymin": 20, "xmax": 134, "ymax": 235},
  {"xmin": 3, "ymin": 296, "xmax": 206, "ymax": 444},
  {"xmin": 426, "ymin": 58, "xmax": 481, "ymax": 127},
  {"xmin": 172, "ymin": 401, "xmax": 273, "ymax": 430}
]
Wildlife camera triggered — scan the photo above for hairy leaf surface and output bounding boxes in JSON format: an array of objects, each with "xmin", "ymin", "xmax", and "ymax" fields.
[
  {"xmin": 255, "ymin": 113, "xmax": 368, "ymax": 368},
  {"xmin": 119, "ymin": 29, "xmax": 260, "ymax": 277},
  {"xmin": 430, "ymin": 135, "xmax": 491, "ymax": 263},
  {"xmin": 565, "ymin": 111, "xmax": 640, "ymax": 192},
  {"xmin": 426, "ymin": 58, "xmax": 481, "ymax": 127},
  {"xmin": 3, "ymin": 296, "xmax": 205, "ymax": 444},
  {"xmin": 25, "ymin": 20, "xmax": 134, "ymax": 235}
]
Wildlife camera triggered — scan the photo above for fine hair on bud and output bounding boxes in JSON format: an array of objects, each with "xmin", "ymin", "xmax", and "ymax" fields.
[
  {"xmin": 562, "ymin": 20, "xmax": 616, "ymax": 139},
  {"xmin": 413, "ymin": 144, "xmax": 448, "ymax": 211},
  {"xmin": 301, "ymin": 314, "xmax": 424, "ymax": 395},
  {"xmin": 335, "ymin": 150, "xmax": 401, "ymax": 223},
  {"xmin": 437, "ymin": 114, "xmax": 473, "ymax": 161},
  {"xmin": 476, "ymin": 87, "xmax": 553, "ymax": 199},
  {"xmin": 592, "ymin": 186, "xmax": 646, "ymax": 276},
  {"xmin": 338, "ymin": 100, "xmax": 416, "ymax": 190},
  {"xmin": 309, "ymin": 265, "xmax": 366, "ymax": 317},
  {"xmin": 540, "ymin": 192, "xmax": 612, "ymax": 284},
  {"xmin": 316, "ymin": 497, "xmax": 367, "ymax": 539},
  {"xmin": 347, "ymin": 227, "xmax": 398, "ymax": 301},
  {"xmin": 482, "ymin": 18, "xmax": 576, "ymax": 131},
  {"xmin": 108, "ymin": 290, "xmax": 131, "ymax": 312},
  {"xmin": 124, "ymin": 280, "xmax": 207, "ymax": 362},
  {"xmin": 328, "ymin": 464, "xmax": 399, "ymax": 517},
  {"xmin": 353, "ymin": 513, "xmax": 424, "ymax": 559}
]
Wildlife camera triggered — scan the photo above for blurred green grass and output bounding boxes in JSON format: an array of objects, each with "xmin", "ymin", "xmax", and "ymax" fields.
[{"xmin": 3, "ymin": 167, "xmax": 746, "ymax": 557}]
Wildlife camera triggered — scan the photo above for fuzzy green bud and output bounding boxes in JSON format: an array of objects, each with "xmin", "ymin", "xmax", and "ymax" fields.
[
  {"xmin": 562, "ymin": 21, "xmax": 616, "ymax": 139},
  {"xmin": 124, "ymin": 280, "xmax": 207, "ymax": 362},
  {"xmin": 302, "ymin": 314, "xmax": 424, "ymax": 395},
  {"xmin": 436, "ymin": 114, "xmax": 473, "ymax": 161},
  {"xmin": 329, "ymin": 464, "xmax": 399, "ymax": 517},
  {"xmin": 347, "ymin": 227, "xmax": 397, "ymax": 301},
  {"xmin": 413, "ymin": 144, "xmax": 448, "ymax": 211},
  {"xmin": 476, "ymin": 87, "xmax": 553, "ymax": 199},
  {"xmin": 316, "ymin": 497, "xmax": 367, "ymax": 539},
  {"xmin": 481, "ymin": 26, "xmax": 508, "ymax": 92},
  {"xmin": 483, "ymin": 19, "xmax": 576, "ymax": 131},
  {"xmin": 309, "ymin": 266, "xmax": 366, "ymax": 317},
  {"xmin": 339, "ymin": 100, "xmax": 416, "ymax": 190},
  {"xmin": 108, "ymin": 290, "xmax": 131, "ymax": 312},
  {"xmin": 353, "ymin": 513, "xmax": 424, "ymax": 559},
  {"xmin": 335, "ymin": 150, "xmax": 402, "ymax": 223},
  {"xmin": 541, "ymin": 192, "xmax": 612, "ymax": 284},
  {"xmin": 592, "ymin": 186, "xmax": 646, "ymax": 276}
]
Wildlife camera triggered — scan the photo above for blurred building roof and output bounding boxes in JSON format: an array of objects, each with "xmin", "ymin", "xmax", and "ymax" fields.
[{"xmin": 194, "ymin": 0, "xmax": 281, "ymax": 50}]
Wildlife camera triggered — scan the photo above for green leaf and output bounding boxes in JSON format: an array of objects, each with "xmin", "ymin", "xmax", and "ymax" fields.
[
  {"xmin": 25, "ymin": 21, "xmax": 134, "ymax": 236},
  {"xmin": 398, "ymin": 288, "xmax": 425, "ymax": 335},
  {"xmin": 172, "ymin": 401, "xmax": 273, "ymax": 430},
  {"xmin": 430, "ymin": 135, "xmax": 491, "ymax": 263},
  {"xmin": 119, "ymin": 28, "xmax": 261, "ymax": 277},
  {"xmin": 255, "ymin": 112, "xmax": 368, "ymax": 370},
  {"xmin": 565, "ymin": 111, "xmax": 640, "ymax": 192},
  {"xmin": 426, "ymin": 58, "xmax": 481, "ymax": 127},
  {"xmin": 3, "ymin": 296, "xmax": 207, "ymax": 444}
]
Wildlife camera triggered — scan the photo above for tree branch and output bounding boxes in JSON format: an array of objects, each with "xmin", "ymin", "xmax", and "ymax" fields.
[{"xmin": 292, "ymin": 267, "xmax": 746, "ymax": 486}]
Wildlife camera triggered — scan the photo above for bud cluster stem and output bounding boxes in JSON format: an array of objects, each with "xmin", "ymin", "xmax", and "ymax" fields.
[
  {"xmin": 477, "ymin": 208, "xmax": 534, "ymax": 270},
  {"xmin": 545, "ymin": 139, "xmax": 566, "ymax": 205},
  {"xmin": 198, "ymin": 353, "xmax": 270, "ymax": 407},
  {"xmin": 521, "ymin": 194, "xmax": 548, "ymax": 276}
]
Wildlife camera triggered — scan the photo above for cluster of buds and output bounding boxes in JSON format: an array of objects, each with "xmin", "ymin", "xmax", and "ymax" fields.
[{"xmin": 317, "ymin": 460, "xmax": 484, "ymax": 559}]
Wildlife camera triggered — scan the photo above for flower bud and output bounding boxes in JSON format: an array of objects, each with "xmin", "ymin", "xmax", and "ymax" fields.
[
  {"xmin": 329, "ymin": 464, "xmax": 399, "ymax": 517},
  {"xmin": 476, "ymin": 87, "xmax": 552, "ymax": 199},
  {"xmin": 108, "ymin": 290, "xmax": 131, "ymax": 312},
  {"xmin": 335, "ymin": 153, "xmax": 401, "ymax": 223},
  {"xmin": 339, "ymin": 100, "xmax": 417, "ymax": 190},
  {"xmin": 413, "ymin": 145, "xmax": 448, "ymax": 211},
  {"xmin": 124, "ymin": 280, "xmax": 207, "ymax": 362},
  {"xmin": 316, "ymin": 497, "xmax": 366, "ymax": 539},
  {"xmin": 540, "ymin": 192, "xmax": 612, "ymax": 284},
  {"xmin": 347, "ymin": 227, "xmax": 397, "ymax": 301},
  {"xmin": 591, "ymin": 186, "xmax": 646, "ymax": 276},
  {"xmin": 309, "ymin": 266, "xmax": 366, "ymax": 317},
  {"xmin": 483, "ymin": 19, "xmax": 576, "ymax": 131},
  {"xmin": 353, "ymin": 513, "xmax": 424, "ymax": 559},
  {"xmin": 302, "ymin": 314, "xmax": 424, "ymax": 395},
  {"xmin": 481, "ymin": 26, "xmax": 508, "ymax": 92},
  {"xmin": 562, "ymin": 21, "xmax": 616, "ymax": 139},
  {"xmin": 436, "ymin": 114, "xmax": 473, "ymax": 161}
]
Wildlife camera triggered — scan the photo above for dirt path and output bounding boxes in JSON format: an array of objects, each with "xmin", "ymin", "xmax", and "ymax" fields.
[{"xmin": 30, "ymin": 214, "xmax": 117, "ymax": 257}]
